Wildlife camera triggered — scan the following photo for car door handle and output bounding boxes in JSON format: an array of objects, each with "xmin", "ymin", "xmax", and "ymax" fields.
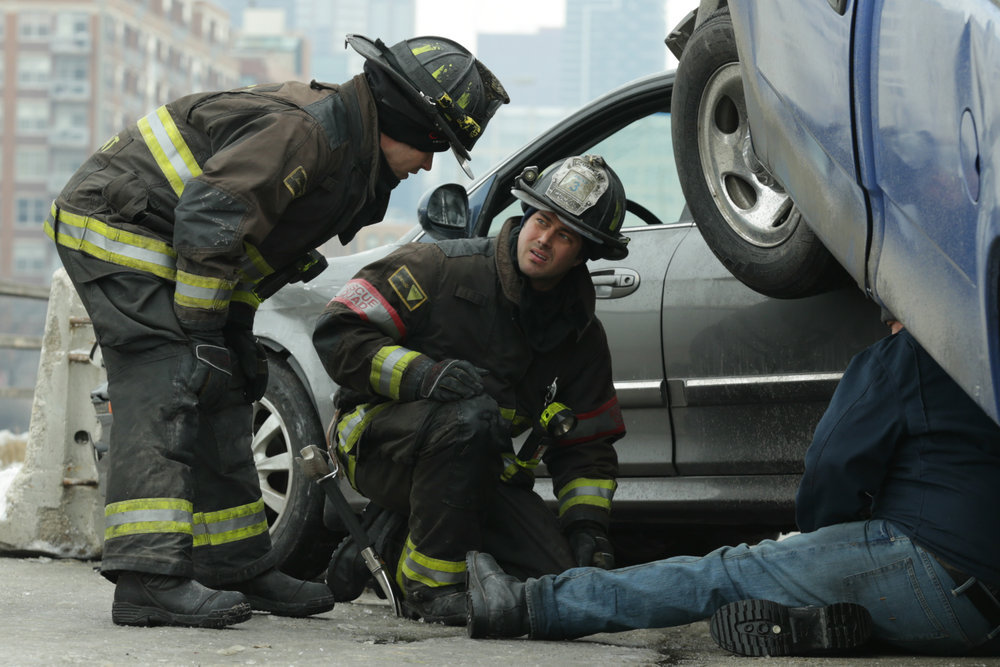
[{"xmin": 591, "ymin": 268, "xmax": 640, "ymax": 299}]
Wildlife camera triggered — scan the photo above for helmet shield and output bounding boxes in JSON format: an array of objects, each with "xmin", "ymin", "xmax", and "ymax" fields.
[{"xmin": 347, "ymin": 34, "xmax": 509, "ymax": 178}]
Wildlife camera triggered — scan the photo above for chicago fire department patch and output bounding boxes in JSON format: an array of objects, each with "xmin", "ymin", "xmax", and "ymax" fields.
[
  {"xmin": 389, "ymin": 266, "xmax": 427, "ymax": 311},
  {"xmin": 283, "ymin": 166, "xmax": 308, "ymax": 197}
]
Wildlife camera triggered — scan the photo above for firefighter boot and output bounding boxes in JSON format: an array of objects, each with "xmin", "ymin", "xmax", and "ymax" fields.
[
  {"xmin": 112, "ymin": 572, "xmax": 252, "ymax": 628},
  {"xmin": 402, "ymin": 584, "xmax": 467, "ymax": 626},
  {"xmin": 465, "ymin": 551, "xmax": 529, "ymax": 638},
  {"xmin": 326, "ymin": 504, "xmax": 407, "ymax": 601},
  {"xmin": 229, "ymin": 569, "xmax": 335, "ymax": 617},
  {"xmin": 710, "ymin": 599, "xmax": 873, "ymax": 657}
]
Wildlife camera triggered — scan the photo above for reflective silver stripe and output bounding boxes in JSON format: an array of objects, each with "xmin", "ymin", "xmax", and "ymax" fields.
[
  {"xmin": 400, "ymin": 536, "xmax": 466, "ymax": 587},
  {"xmin": 104, "ymin": 507, "xmax": 191, "ymax": 527},
  {"xmin": 138, "ymin": 105, "xmax": 203, "ymax": 197},
  {"xmin": 557, "ymin": 478, "xmax": 616, "ymax": 516},
  {"xmin": 175, "ymin": 269, "xmax": 235, "ymax": 313},
  {"xmin": 45, "ymin": 205, "xmax": 178, "ymax": 280},
  {"xmin": 192, "ymin": 500, "xmax": 269, "ymax": 547},
  {"xmin": 370, "ymin": 345, "xmax": 421, "ymax": 398},
  {"xmin": 333, "ymin": 278, "xmax": 405, "ymax": 339}
]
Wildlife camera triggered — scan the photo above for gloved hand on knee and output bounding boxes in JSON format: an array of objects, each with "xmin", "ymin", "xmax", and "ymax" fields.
[
  {"xmin": 567, "ymin": 520, "xmax": 615, "ymax": 569},
  {"xmin": 419, "ymin": 359, "xmax": 489, "ymax": 402}
]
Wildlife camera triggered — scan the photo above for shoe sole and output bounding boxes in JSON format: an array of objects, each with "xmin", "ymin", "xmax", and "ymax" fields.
[
  {"xmin": 465, "ymin": 558, "xmax": 489, "ymax": 638},
  {"xmin": 710, "ymin": 599, "xmax": 872, "ymax": 657},
  {"xmin": 243, "ymin": 594, "xmax": 336, "ymax": 618},
  {"xmin": 112, "ymin": 601, "xmax": 252, "ymax": 628}
]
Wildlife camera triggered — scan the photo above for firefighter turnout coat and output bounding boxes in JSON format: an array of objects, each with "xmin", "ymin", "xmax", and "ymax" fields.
[
  {"xmin": 45, "ymin": 75, "xmax": 397, "ymax": 583},
  {"xmin": 313, "ymin": 218, "xmax": 625, "ymax": 591},
  {"xmin": 46, "ymin": 75, "xmax": 394, "ymax": 332}
]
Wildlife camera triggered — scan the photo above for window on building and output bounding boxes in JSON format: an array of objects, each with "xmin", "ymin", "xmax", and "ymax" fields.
[
  {"xmin": 16, "ymin": 197, "xmax": 48, "ymax": 227},
  {"xmin": 51, "ymin": 151, "xmax": 87, "ymax": 184},
  {"xmin": 15, "ymin": 147, "xmax": 48, "ymax": 182},
  {"xmin": 16, "ymin": 99, "xmax": 50, "ymax": 134},
  {"xmin": 18, "ymin": 13, "xmax": 52, "ymax": 41},
  {"xmin": 18, "ymin": 54, "xmax": 52, "ymax": 87},
  {"xmin": 13, "ymin": 239, "xmax": 50, "ymax": 277}
]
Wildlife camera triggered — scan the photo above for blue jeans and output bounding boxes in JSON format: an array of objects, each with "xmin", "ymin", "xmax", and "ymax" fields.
[{"xmin": 525, "ymin": 520, "xmax": 999, "ymax": 654}]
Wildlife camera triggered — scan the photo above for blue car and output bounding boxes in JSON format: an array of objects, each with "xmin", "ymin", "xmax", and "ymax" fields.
[{"xmin": 667, "ymin": 0, "xmax": 1000, "ymax": 423}]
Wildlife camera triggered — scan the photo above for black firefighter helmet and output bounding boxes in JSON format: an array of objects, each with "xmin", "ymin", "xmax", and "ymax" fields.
[
  {"xmin": 346, "ymin": 34, "xmax": 509, "ymax": 178},
  {"xmin": 512, "ymin": 155, "xmax": 630, "ymax": 260}
]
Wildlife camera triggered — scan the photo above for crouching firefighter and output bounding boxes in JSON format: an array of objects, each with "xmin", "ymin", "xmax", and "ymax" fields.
[
  {"xmin": 44, "ymin": 33, "xmax": 508, "ymax": 628},
  {"xmin": 312, "ymin": 154, "xmax": 629, "ymax": 625}
]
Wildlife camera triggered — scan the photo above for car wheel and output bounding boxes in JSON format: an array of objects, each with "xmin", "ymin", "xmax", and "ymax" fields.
[
  {"xmin": 671, "ymin": 8, "xmax": 847, "ymax": 298},
  {"xmin": 252, "ymin": 353, "xmax": 338, "ymax": 580}
]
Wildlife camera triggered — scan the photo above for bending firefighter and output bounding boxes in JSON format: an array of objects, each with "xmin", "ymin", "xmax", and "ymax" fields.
[
  {"xmin": 312, "ymin": 155, "xmax": 629, "ymax": 624},
  {"xmin": 45, "ymin": 35, "xmax": 508, "ymax": 628}
]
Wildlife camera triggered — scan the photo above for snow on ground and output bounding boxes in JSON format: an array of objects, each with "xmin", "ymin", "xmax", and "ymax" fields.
[{"xmin": 0, "ymin": 430, "xmax": 27, "ymax": 520}]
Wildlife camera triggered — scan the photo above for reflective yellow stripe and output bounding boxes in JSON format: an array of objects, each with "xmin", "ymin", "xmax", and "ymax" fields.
[
  {"xmin": 336, "ymin": 402, "xmax": 392, "ymax": 485},
  {"xmin": 138, "ymin": 105, "xmax": 202, "ymax": 197},
  {"xmin": 370, "ymin": 346, "xmax": 421, "ymax": 398},
  {"xmin": 45, "ymin": 205, "xmax": 177, "ymax": 280},
  {"xmin": 192, "ymin": 499, "xmax": 269, "ymax": 547},
  {"xmin": 175, "ymin": 269, "xmax": 235, "ymax": 312},
  {"xmin": 557, "ymin": 477, "xmax": 617, "ymax": 516},
  {"xmin": 399, "ymin": 535, "xmax": 465, "ymax": 588},
  {"xmin": 104, "ymin": 498, "xmax": 193, "ymax": 541},
  {"xmin": 240, "ymin": 242, "xmax": 274, "ymax": 281}
]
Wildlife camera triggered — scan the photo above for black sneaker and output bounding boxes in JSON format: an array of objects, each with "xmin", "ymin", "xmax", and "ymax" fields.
[
  {"xmin": 112, "ymin": 572, "xmax": 252, "ymax": 628},
  {"xmin": 710, "ymin": 599, "xmax": 873, "ymax": 657}
]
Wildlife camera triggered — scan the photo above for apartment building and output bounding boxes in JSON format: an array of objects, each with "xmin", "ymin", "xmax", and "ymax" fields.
[{"xmin": 0, "ymin": 0, "xmax": 241, "ymax": 285}]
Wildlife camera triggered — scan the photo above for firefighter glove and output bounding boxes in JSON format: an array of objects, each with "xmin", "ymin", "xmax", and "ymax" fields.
[
  {"xmin": 225, "ymin": 325, "xmax": 269, "ymax": 403},
  {"xmin": 189, "ymin": 330, "xmax": 232, "ymax": 408},
  {"xmin": 567, "ymin": 521, "xmax": 615, "ymax": 569},
  {"xmin": 419, "ymin": 359, "xmax": 488, "ymax": 402}
]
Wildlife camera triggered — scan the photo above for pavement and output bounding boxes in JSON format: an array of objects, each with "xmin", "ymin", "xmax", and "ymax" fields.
[{"xmin": 3, "ymin": 556, "xmax": 1000, "ymax": 666}]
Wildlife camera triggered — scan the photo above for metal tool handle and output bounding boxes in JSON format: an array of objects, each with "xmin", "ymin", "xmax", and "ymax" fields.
[{"xmin": 298, "ymin": 444, "xmax": 336, "ymax": 481}]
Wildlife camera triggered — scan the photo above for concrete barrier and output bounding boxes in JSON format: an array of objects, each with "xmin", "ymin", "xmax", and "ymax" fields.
[{"xmin": 0, "ymin": 269, "xmax": 105, "ymax": 557}]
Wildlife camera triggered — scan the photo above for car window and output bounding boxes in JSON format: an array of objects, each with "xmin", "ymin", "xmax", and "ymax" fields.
[{"xmin": 487, "ymin": 111, "xmax": 684, "ymax": 236}]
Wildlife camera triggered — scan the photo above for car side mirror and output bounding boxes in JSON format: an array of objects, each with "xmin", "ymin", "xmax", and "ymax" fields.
[{"xmin": 417, "ymin": 183, "xmax": 470, "ymax": 240}]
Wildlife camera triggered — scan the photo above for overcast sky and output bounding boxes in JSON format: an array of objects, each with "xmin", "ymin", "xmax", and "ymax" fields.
[{"xmin": 414, "ymin": 0, "xmax": 698, "ymax": 60}]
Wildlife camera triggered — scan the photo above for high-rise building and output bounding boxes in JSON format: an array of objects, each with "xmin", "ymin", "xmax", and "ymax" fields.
[
  {"xmin": 0, "ymin": 0, "xmax": 240, "ymax": 285},
  {"xmin": 560, "ymin": 0, "xmax": 666, "ymax": 106}
]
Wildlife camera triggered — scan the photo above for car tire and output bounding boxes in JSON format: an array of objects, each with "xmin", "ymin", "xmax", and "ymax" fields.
[
  {"xmin": 671, "ymin": 8, "xmax": 848, "ymax": 298},
  {"xmin": 252, "ymin": 354, "xmax": 338, "ymax": 580}
]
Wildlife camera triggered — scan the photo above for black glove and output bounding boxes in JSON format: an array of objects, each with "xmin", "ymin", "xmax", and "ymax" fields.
[
  {"xmin": 418, "ymin": 359, "xmax": 488, "ymax": 402},
  {"xmin": 188, "ymin": 330, "xmax": 232, "ymax": 408},
  {"xmin": 224, "ymin": 325, "xmax": 269, "ymax": 403},
  {"xmin": 567, "ymin": 521, "xmax": 615, "ymax": 569}
]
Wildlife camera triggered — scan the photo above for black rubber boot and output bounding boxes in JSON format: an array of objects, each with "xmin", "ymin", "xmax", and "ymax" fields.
[
  {"xmin": 229, "ymin": 569, "xmax": 335, "ymax": 617},
  {"xmin": 402, "ymin": 585, "xmax": 467, "ymax": 626},
  {"xmin": 326, "ymin": 533, "xmax": 369, "ymax": 602},
  {"xmin": 465, "ymin": 551, "xmax": 529, "ymax": 638},
  {"xmin": 326, "ymin": 504, "xmax": 407, "ymax": 602},
  {"xmin": 710, "ymin": 599, "xmax": 873, "ymax": 657},
  {"xmin": 112, "ymin": 572, "xmax": 252, "ymax": 628}
]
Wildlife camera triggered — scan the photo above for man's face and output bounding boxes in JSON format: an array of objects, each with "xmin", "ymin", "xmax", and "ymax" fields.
[
  {"xmin": 516, "ymin": 210, "xmax": 586, "ymax": 291},
  {"xmin": 380, "ymin": 133, "xmax": 434, "ymax": 180}
]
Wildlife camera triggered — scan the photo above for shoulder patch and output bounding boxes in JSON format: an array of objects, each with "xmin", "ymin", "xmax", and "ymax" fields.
[
  {"xmin": 389, "ymin": 265, "xmax": 427, "ymax": 311},
  {"xmin": 283, "ymin": 166, "xmax": 308, "ymax": 197}
]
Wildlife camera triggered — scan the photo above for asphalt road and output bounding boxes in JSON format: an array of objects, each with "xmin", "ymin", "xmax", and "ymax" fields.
[{"xmin": 2, "ymin": 556, "xmax": 999, "ymax": 666}]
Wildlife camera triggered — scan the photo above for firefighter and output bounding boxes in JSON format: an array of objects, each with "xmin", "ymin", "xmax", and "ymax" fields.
[
  {"xmin": 312, "ymin": 154, "xmax": 629, "ymax": 625},
  {"xmin": 44, "ymin": 35, "xmax": 508, "ymax": 629}
]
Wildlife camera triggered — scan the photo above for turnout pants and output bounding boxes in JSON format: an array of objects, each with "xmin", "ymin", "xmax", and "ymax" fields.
[
  {"xmin": 334, "ymin": 395, "xmax": 575, "ymax": 597},
  {"xmin": 57, "ymin": 247, "xmax": 273, "ymax": 585}
]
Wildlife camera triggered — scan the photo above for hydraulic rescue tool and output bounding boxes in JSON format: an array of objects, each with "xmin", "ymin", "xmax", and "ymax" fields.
[{"xmin": 296, "ymin": 445, "xmax": 403, "ymax": 616}]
